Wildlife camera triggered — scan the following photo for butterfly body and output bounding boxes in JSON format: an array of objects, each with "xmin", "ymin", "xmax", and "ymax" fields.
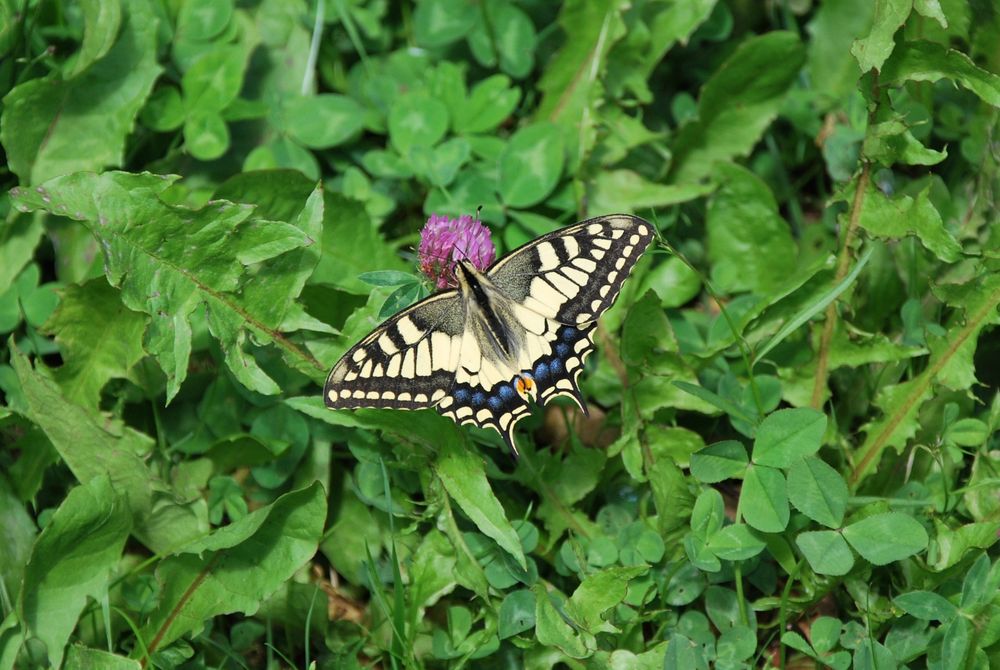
[{"xmin": 324, "ymin": 214, "xmax": 654, "ymax": 454}]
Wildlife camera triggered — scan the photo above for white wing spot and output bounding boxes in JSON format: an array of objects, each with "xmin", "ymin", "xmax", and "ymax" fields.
[
  {"xmin": 629, "ymin": 234, "xmax": 641, "ymax": 245},
  {"xmin": 397, "ymin": 316, "xmax": 423, "ymax": 345},
  {"xmin": 352, "ymin": 390, "xmax": 365, "ymax": 399},
  {"xmin": 401, "ymin": 349, "xmax": 415, "ymax": 377},
  {"xmin": 352, "ymin": 349, "xmax": 367, "ymax": 363},
  {"xmin": 476, "ymin": 409, "xmax": 493, "ymax": 422},
  {"xmin": 327, "ymin": 390, "xmax": 339, "ymax": 402},
  {"xmin": 360, "ymin": 360, "xmax": 373, "ymax": 377},
  {"xmin": 563, "ymin": 236, "xmax": 580, "ymax": 257},
  {"xmin": 387, "ymin": 355, "xmax": 401, "ymax": 376},
  {"xmin": 373, "ymin": 364, "xmax": 384, "ymax": 377},
  {"xmin": 378, "ymin": 332, "xmax": 398, "ymax": 355},
  {"xmin": 414, "ymin": 393, "xmax": 428, "ymax": 404},
  {"xmin": 572, "ymin": 257, "xmax": 596, "ymax": 273},
  {"xmin": 563, "ymin": 266, "xmax": 588, "ymax": 285},
  {"xmin": 537, "ymin": 241, "xmax": 560, "ymax": 270},
  {"xmin": 344, "ymin": 371, "xmax": 358, "ymax": 382},
  {"xmin": 576, "ymin": 312, "xmax": 592, "ymax": 323},
  {"xmin": 591, "ymin": 249, "xmax": 606, "ymax": 260},
  {"xmin": 637, "ymin": 224, "xmax": 649, "ymax": 235},
  {"xmin": 457, "ymin": 406, "xmax": 473, "ymax": 419},
  {"xmin": 591, "ymin": 299, "xmax": 602, "ymax": 312},
  {"xmin": 599, "ymin": 285, "xmax": 610, "ymax": 298},
  {"xmin": 398, "ymin": 392, "xmax": 412, "ymax": 401},
  {"xmin": 607, "ymin": 270, "xmax": 618, "ymax": 284},
  {"xmin": 383, "ymin": 391, "xmax": 396, "ymax": 400},
  {"xmin": 431, "ymin": 389, "xmax": 446, "ymax": 402},
  {"xmin": 615, "ymin": 257, "xmax": 626, "ymax": 270},
  {"xmin": 529, "ymin": 278, "xmax": 566, "ymax": 310},
  {"xmin": 611, "ymin": 228, "xmax": 624, "ymax": 239},
  {"xmin": 587, "ymin": 223, "xmax": 603, "ymax": 234},
  {"xmin": 366, "ymin": 391, "xmax": 379, "ymax": 400},
  {"xmin": 549, "ymin": 272, "xmax": 580, "ymax": 298},
  {"xmin": 416, "ymin": 339, "xmax": 432, "ymax": 376},
  {"xmin": 593, "ymin": 238, "xmax": 612, "ymax": 250}
]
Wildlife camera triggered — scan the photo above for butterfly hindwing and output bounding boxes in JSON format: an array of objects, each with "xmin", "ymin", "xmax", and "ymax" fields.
[
  {"xmin": 324, "ymin": 292, "xmax": 464, "ymax": 410},
  {"xmin": 487, "ymin": 214, "xmax": 655, "ymax": 325}
]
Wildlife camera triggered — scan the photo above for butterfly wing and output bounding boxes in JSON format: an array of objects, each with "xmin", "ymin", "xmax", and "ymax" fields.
[
  {"xmin": 324, "ymin": 292, "xmax": 465, "ymax": 410},
  {"xmin": 487, "ymin": 213, "xmax": 655, "ymax": 326}
]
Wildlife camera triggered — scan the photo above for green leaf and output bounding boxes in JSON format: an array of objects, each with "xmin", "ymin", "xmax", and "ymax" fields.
[
  {"xmin": 11, "ymin": 172, "xmax": 326, "ymax": 399},
  {"xmin": 842, "ymin": 512, "xmax": 929, "ymax": 565},
  {"xmin": 177, "ymin": 0, "xmax": 233, "ymax": 42},
  {"xmin": 940, "ymin": 616, "xmax": 972, "ymax": 670},
  {"xmin": 452, "ymin": 75, "xmax": 521, "ymax": 134},
  {"xmin": 881, "ymin": 40, "xmax": 1000, "ymax": 107},
  {"xmin": 11, "ymin": 348, "xmax": 205, "ymax": 554},
  {"xmin": 141, "ymin": 85, "xmax": 185, "ymax": 131},
  {"xmin": 140, "ymin": 483, "xmax": 326, "ymax": 655},
  {"xmin": 796, "ymin": 530, "xmax": 855, "ymax": 576},
  {"xmin": 468, "ymin": 0, "xmax": 537, "ymax": 79},
  {"xmin": 863, "ymin": 117, "xmax": 947, "ymax": 166},
  {"xmin": 670, "ymin": 32, "xmax": 805, "ymax": 183},
  {"xmin": 435, "ymin": 439, "xmax": 526, "ymax": 570},
  {"xmin": 805, "ymin": 0, "xmax": 876, "ymax": 100},
  {"xmin": 533, "ymin": 584, "xmax": 593, "ymax": 658},
  {"xmin": 378, "ymin": 282, "xmax": 426, "ymax": 319},
  {"xmin": 358, "ymin": 271, "xmax": 421, "ymax": 287},
  {"xmin": 741, "ymin": 464, "xmax": 789, "ymax": 533},
  {"xmin": 181, "ymin": 45, "xmax": 245, "ymax": 115},
  {"xmin": 498, "ymin": 589, "xmax": 535, "ymax": 639},
  {"xmin": 690, "ymin": 441, "xmax": 749, "ymax": 483},
  {"xmin": 43, "ymin": 278, "xmax": 146, "ymax": 410},
  {"xmin": 706, "ymin": 163, "xmax": 797, "ymax": 295},
  {"xmin": 66, "ymin": 0, "xmax": 122, "ymax": 77},
  {"xmin": 285, "ymin": 95, "xmax": 365, "ymax": 149},
  {"xmin": 590, "ymin": 170, "xmax": 715, "ymax": 215},
  {"xmin": 850, "ymin": 0, "xmax": 911, "ymax": 73},
  {"xmin": 565, "ymin": 566, "xmax": 648, "ymax": 634},
  {"xmin": 183, "ymin": 111, "xmax": 230, "ymax": 160},
  {"xmin": 787, "ymin": 456, "xmax": 848, "ymax": 528},
  {"xmin": 855, "ymin": 182, "xmax": 961, "ymax": 263},
  {"xmin": 498, "ymin": 122, "xmax": 565, "ymax": 208},
  {"xmin": 752, "ymin": 408, "xmax": 827, "ymax": 468},
  {"xmin": 412, "ymin": 0, "xmax": 478, "ymax": 47},
  {"xmin": 388, "ymin": 93, "xmax": 449, "ymax": 154},
  {"xmin": 64, "ymin": 645, "xmax": 141, "ymax": 669},
  {"xmin": 893, "ymin": 591, "xmax": 958, "ymax": 622},
  {"xmin": 18, "ymin": 475, "xmax": 131, "ymax": 669},
  {"xmin": 707, "ymin": 524, "xmax": 766, "ymax": 560},
  {"xmin": 535, "ymin": 0, "xmax": 629, "ymax": 129},
  {"xmin": 311, "ymin": 193, "xmax": 407, "ymax": 295},
  {"xmin": 0, "ymin": 216, "xmax": 45, "ymax": 295},
  {"xmin": 0, "ymin": 0, "xmax": 161, "ymax": 184}
]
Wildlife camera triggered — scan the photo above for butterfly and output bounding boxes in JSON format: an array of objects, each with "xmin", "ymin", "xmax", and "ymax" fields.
[{"xmin": 324, "ymin": 214, "xmax": 655, "ymax": 455}]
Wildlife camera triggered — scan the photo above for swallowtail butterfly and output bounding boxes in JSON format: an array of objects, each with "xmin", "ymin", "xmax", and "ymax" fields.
[{"xmin": 324, "ymin": 214, "xmax": 654, "ymax": 455}]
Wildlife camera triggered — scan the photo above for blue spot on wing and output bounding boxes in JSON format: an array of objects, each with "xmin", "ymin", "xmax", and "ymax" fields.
[
  {"xmin": 472, "ymin": 391, "xmax": 486, "ymax": 407},
  {"xmin": 453, "ymin": 388, "xmax": 470, "ymax": 404},
  {"xmin": 534, "ymin": 361, "xmax": 550, "ymax": 381},
  {"xmin": 498, "ymin": 384, "xmax": 515, "ymax": 400},
  {"xmin": 488, "ymin": 396, "xmax": 502, "ymax": 411}
]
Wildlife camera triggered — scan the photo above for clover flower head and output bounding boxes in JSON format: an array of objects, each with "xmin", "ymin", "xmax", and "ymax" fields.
[{"xmin": 418, "ymin": 213, "xmax": 496, "ymax": 289}]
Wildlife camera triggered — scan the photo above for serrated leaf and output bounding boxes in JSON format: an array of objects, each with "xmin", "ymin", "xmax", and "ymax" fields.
[
  {"xmin": 881, "ymin": 40, "xmax": 1000, "ymax": 107},
  {"xmin": 850, "ymin": 0, "xmax": 911, "ymax": 73},
  {"xmin": 0, "ymin": 0, "xmax": 161, "ymax": 184},
  {"xmin": 11, "ymin": 172, "xmax": 326, "ymax": 399},
  {"xmin": 43, "ymin": 278, "xmax": 146, "ymax": 409},
  {"xmin": 856, "ymin": 181, "xmax": 961, "ymax": 262}
]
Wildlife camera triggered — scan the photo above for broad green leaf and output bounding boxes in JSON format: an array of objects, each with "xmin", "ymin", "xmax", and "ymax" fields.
[
  {"xmin": 717, "ymin": 626, "xmax": 756, "ymax": 663},
  {"xmin": 863, "ymin": 118, "xmax": 947, "ymax": 166},
  {"xmin": 753, "ymin": 408, "xmax": 827, "ymax": 468},
  {"xmin": 851, "ymin": 273, "xmax": 1000, "ymax": 485},
  {"xmin": 412, "ymin": 0, "xmax": 477, "ymax": 47},
  {"xmin": 842, "ymin": 512, "xmax": 928, "ymax": 565},
  {"xmin": 805, "ymin": 0, "xmax": 876, "ymax": 100},
  {"xmin": 11, "ymin": 349, "xmax": 205, "ymax": 554},
  {"xmin": 533, "ymin": 584, "xmax": 593, "ymax": 658},
  {"xmin": 43, "ymin": 279, "xmax": 146, "ymax": 410},
  {"xmin": 706, "ymin": 163, "xmax": 797, "ymax": 295},
  {"xmin": 893, "ymin": 591, "xmax": 958, "ymax": 622},
  {"xmin": 535, "ymin": 0, "xmax": 629, "ymax": 130},
  {"xmin": 664, "ymin": 632, "xmax": 706, "ymax": 670},
  {"xmin": 741, "ymin": 464, "xmax": 789, "ymax": 533},
  {"xmin": 19, "ymin": 476, "xmax": 130, "ymax": 669},
  {"xmin": 706, "ymin": 524, "xmax": 766, "ymax": 561},
  {"xmin": 452, "ymin": 75, "xmax": 521, "ymax": 134},
  {"xmin": 435, "ymin": 439, "xmax": 526, "ymax": 570},
  {"xmin": 590, "ymin": 170, "xmax": 715, "ymax": 215},
  {"xmin": 177, "ymin": 0, "xmax": 233, "ymax": 42},
  {"xmin": 320, "ymin": 489, "xmax": 382, "ymax": 586},
  {"xmin": 181, "ymin": 45, "xmax": 246, "ymax": 115},
  {"xmin": 184, "ymin": 111, "xmax": 230, "ymax": 160},
  {"xmin": 498, "ymin": 589, "xmax": 535, "ymax": 639},
  {"xmin": 633, "ymin": 0, "xmax": 717, "ymax": 81},
  {"xmin": 285, "ymin": 95, "xmax": 365, "ymax": 149},
  {"xmin": 66, "ymin": 0, "xmax": 122, "ymax": 77},
  {"xmin": 881, "ymin": 40, "xmax": 1000, "ymax": 107},
  {"xmin": 853, "ymin": 639, "xmax": 898, "ymax": 670},
  {"xmin": 140, "ymin": 483, "xmax": 326, "ymax": 655},
  {"xmin": 690, "ymin": 441, "xmax": 749, "ymax": 483},
  {"xmin": 498, "ymin": 122, "xmax": 565, "ymax": 208},
  {"xmin": 358, "ymin": 271, "xmax": 421, "ymax": 287},
  {"xmin": 928, "ymin": 274, "xmax": 1000, "ymax": 390},
  {"xmin": 796, "ymin": 530, "xmax": 855, "ymax": 576},
  {"xmin": 140, "ymin": 85, "xmax": 185, "ymax": 131},
  {"xmin": 408, "ymin": 530, "xmax": 458, "ymax": 613},
  {"xmin": 787, "ymin": 456, "xmax": 848, "ymax": 528},
  {"xmin": 855, "ymin": 181, "xmax": 961, "ymax": 262},
  {"xmin": 940, "ymin": 616, "xmax": 972, "ymax": 670},
  {"xmin": 670, "ymin": 32, "xmax": 805, "ymax": 183},
  {"xmin": 11, "ymin": 172, "xmax": 325, "ymax": 399},
  {"xmin": 0, "ymin": 475, "xmax": 36, "ymax": 612},
  {"xmin": 565, "ymin": 566, "xmax": 648, "ymax": 634},
  {"xmin": 850, "ymin": 0, "xmax": 912, "ymax": 73},
  {"xmin": 0, "ymin": 0, "xmax": 161, "ymax": 184},
  {"xmin": 388, "ymin": 93, "xmax": 449, "ymax": 154},
  {"xmin": 0, "ymin": 216, "xmax": 45, "ymax": 295},
  {"xmin": 64, "ymin": 645, "xmax": 141, "ymax": 669},
  {"xmin": 468, "ymin": 0, "xmax": 537, "ymax": 79}
]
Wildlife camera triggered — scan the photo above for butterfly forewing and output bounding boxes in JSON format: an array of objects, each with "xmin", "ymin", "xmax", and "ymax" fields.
[
  {"xmin": 324, "ymin": 292, "xmax": 464, "ymax": 410},
  {"xmin": 487, "ymin": 214, "xmax": 655, "ymax": 326}
]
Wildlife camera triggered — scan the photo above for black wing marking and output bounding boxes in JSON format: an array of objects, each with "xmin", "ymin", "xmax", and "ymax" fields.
[
  {"xmin": 324, "ymin": 292, "xmax": 465, "ymax": 410},
  {"xmin": 487, "ymin": 214, "xmax": 655, "ymax": 325}
]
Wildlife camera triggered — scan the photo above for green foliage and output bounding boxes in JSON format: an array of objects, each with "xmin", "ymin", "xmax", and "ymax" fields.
[{"xmin": 1, "ymin": 0, "xmax": 999, "ymax": 668}]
